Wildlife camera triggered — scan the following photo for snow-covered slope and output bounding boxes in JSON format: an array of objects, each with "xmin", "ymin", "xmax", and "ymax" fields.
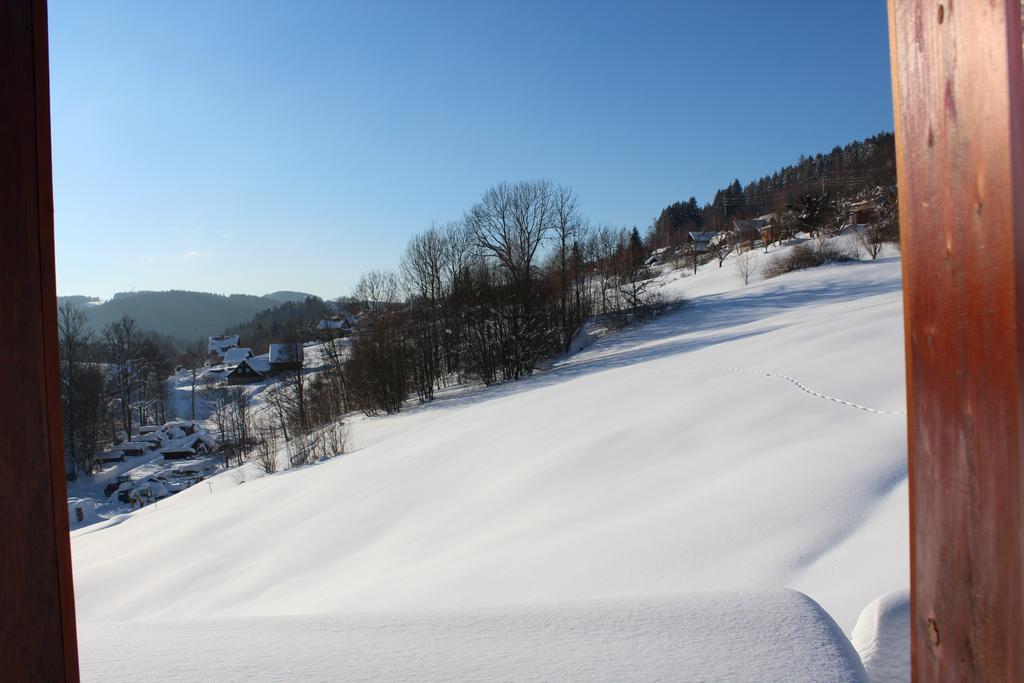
[{"xmin": 72, "ymin": 245, "xmax": 909, "ymax": 676}]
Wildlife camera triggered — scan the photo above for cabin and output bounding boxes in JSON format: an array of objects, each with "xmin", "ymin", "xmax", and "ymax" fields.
[
  {"xmin": 227, "ymin": 355, "xmax": 271, "ymax": 385},
  {"xmin": 269, "ymin": 343, "xmax": 304, "ymax": 372},
  {"xmin": 95, "ymin": 450, "xmax": 125, "ymax": 465},
  {"xmin": 138, "ymin": 425, "xmax": 161, "ymax": 435},
  {"xmin": 184, "ymin": 432, "xmax": 217, "ymax": 455},
  {"xmin": 731, "ymin": 219, "xmax": 765, "ymax": 242},
  {"xmin": 162, "ymin": 447, "xmax": 197, "ymax": 461},
  {"xmin": 222, "ymin": 346, "xmax": 254, "ymax": 366},
  {"xmin": 118, "ymin": 443, "xmax": 149, "ymax": 457},
  {"xmin": 163, "ymin": 420, "xmax": 198, "ymax": 436},
  {"xmin": 847, "ymin": 199, "xmax": 879, "ymax": 225},
  {"xmin": 686, "ymin": 231, "xmax": 719, "ymax": 253},
  {"xmin": 317, "ymin": 315, "xmax": 353, "ymax": 336},
  {"xmin": 207, "ymin": 334, "xmax": 240, "ymax": 361}
]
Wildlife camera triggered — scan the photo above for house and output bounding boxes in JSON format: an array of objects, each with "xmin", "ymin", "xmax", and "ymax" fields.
[
  {"xmin": 162, "ymin": 447, "xmax": 197, "ymax": 461},
  {"xmin": 269, "ymin": 343, "xmax": 304, "ymax": 372},
  {"xmin": 164, "ymin": 420, "xmax": 198, "ymax": 436},
  {"xmin": 137, "ymin": 433, "xmax": 167, "ymax": 449},
  {"xmin": 207, "ymin": 334, "xmax": 240, "ymax": 361},
  {"xmin": 317, "ymin": 315, "xmax": 353, "ymax": 335},
  {"xmin": 119, "ymin": 443, "xmax": 150, "ymax": 457},
  {"xmin": 848, "ymin": 199, "xmax": 879, "ymax": 225},
  {"xmin": 227, "ymin": 354, "xmax": 271, "ymax": 385},
  {"xmin": 731, "ymin": 219, "xmax": 765, "ymax": 242},
  {"xmin": 222, "ymin": 347, "xmax": 254, "ymax": 366},
  {"xmin": 95, "ymin": 450, "xmax": 125, "ymax": 464},
  {"xmin": 686, "ymin": 231, "xmax": 720, "ymax": 253},
  {"xmin": 184, "ymin": 431, "xmax": 217, "ymax": 455}
]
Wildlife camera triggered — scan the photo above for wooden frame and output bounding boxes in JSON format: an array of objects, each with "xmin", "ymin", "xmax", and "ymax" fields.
[
  {"xmin": 0, "ymin": 0, "xmax": 80, "ymax": 680},
  {"xmin": 3, "ymin": 0, "xmax": 1023, "ymax": 679},
  {"xmin": 889, "ymin": 0, "xmax": 1024, "ymax": 678}
]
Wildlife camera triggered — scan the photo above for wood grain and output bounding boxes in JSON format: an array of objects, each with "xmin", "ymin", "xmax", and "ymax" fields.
[
  {"xmin": 0, "ymin": 0, "xmax": 80, "ymax": 680},
  {"xmin": 888, "ymin": 0, "xmax": 1024, "ymax": 679}
]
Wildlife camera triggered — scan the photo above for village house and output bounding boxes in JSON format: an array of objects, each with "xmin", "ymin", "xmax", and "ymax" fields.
[
  {"xmin": 317, "ymin": 315, "xmax": 354, "ymax": 337},
  {"xmin": 207, "ymin": 334, "xmax": 239, "ymax": 361},
  {"xmin": 269, "ymin": 343, "xmax": 304, "ymax": 372},
  {"xmin": 226, "ymin": 354, "xmax": 272, "ymax": 385},
  {"xmin": 847, "ymin": 199, "xmax": 879, "ymax": 225},
  {"xmin": 686, "ymin": 231, "xmax": 719, "ymax": 254},
  {"xmin": 161, "ymin": 447, "xmax": 197, "ymax": 461},
  {"xmin": 731, "ymin": 218, "xmax": 765, "ymax": 243},
  {"xmin": 222, "ymin": 346, "xmax": 254, "ymax": 366}
]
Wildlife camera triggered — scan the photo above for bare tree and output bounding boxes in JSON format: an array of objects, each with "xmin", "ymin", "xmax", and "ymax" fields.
[
  {"xmin": 58, "ymin": 302, "xmax": 108, "ymax": 477},
  {"xmin": 855, "ymin": 224, "xmax": 886, "ymax": 260},
  {"xmin": 179, "ymin": 341, "xmax": 207, "ymax": 421},
  {"xmin": 465, "ymin": 180, "xmax": 553, "ymax": 295},
  {"xmin": 550, "ymin": 185, "xmax": 588, "ymax": 353},
  {"xmin": 102, "ymin": 315, "xmax": 141, "ymax": 442},
  {"xmin": 353, "ymin": 269, "xmax": 401, "ymax": 314},
  {"xmin": 734, "ymin": 246, "xmax": 755, "ymax": 285},
  {"xmin": 250, "ymin": 422, "xmax": 280, "ymax": 475}
]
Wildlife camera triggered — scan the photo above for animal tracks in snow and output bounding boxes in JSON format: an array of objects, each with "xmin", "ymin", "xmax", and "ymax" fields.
[{"xmin": 652, "ymin": 365, "xmax": 906, "ymax": 416}]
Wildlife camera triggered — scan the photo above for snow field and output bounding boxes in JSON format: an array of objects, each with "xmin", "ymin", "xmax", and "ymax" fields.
[{"xmin": 72, "ymin": 241, "xmax": 910, "ymax": 678}]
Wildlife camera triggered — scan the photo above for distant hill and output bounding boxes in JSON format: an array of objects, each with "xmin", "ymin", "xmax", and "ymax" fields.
[
  {"xmin": 57, "ymin": 295, "xmax": 101, "ymax": 307},
  {"xmin": 57, "ymin": 290, "xmax": 317, "ymax": 341},
  {"xmin": 263, "ymin": 290, "xmax": 318, "ymax": 304}
]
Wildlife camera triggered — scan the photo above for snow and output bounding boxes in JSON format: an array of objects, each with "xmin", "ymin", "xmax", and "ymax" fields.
[
  {"xmin": 851, "ymin": 589, "xmax": 910, "ymax": 683},
  {"xmin": 269, "ymin": 342, "xmax": 303, "ymax": 364},
  {"xmin": 79, "ymin": 590, "xmax": 866, "ymax": 682},
  {"xmin": 71, "ymin": 239, "xmax": 909, "ymax": 677},
  {"xmin": 222, "ymin": 346, "xmax": 253, "ymax": 365},
  {"xmin": 243, "ymin": 354, "xmax": 271, "ymax": 374},
  {"xmin": 207, "ymin": 334, "xmax": 239, "ymax": 357}
]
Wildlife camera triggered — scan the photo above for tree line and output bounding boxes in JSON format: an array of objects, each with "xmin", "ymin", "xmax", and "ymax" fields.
[
  {"xmin": 651, "ymin": 132, "xmax": 897, "ymax": 247},
  {"xmin": 320, "ymin": 180, "xmax": 663, "ymax": 418},
  {"xmin": 57, "ymin": 305, "xmax": 179, "ymax": 479}
]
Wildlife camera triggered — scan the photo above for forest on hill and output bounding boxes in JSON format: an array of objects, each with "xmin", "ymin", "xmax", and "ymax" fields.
[
  {"xmin": 56, "ymin": 290, "xmax": 316, "ymax": 343},
  {"xmin": 651, "ymin": 132, "xmax": 896, "ymax": 244}
]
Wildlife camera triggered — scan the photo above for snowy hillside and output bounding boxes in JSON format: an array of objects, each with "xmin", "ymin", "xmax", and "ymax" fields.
[{"xmin": 72, "ymin": 242, "xmax": 908, "ymax": 678}]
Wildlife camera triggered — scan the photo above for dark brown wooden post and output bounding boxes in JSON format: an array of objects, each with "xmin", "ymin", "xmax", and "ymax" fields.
[
  {"xmin": 0, "ymin": 0, "xmax": 81, "ymax": 680},
  {"xmin": 888, "ymin": 0, "xmax": 1024, "ymax": 679}
]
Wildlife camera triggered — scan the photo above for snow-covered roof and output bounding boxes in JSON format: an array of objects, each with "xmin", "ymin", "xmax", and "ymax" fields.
[
  {"xmin": 188, "ymin": 432, "xmax": 218, "ymax": 450},
  {"xmin": 208, "ymin": 335, "xmax": 239, "ymax": 356},
  {"xmin": 318, "ymin": 316, "xmax": 352, "ymax": 330},
  {"xmin": 688, "ymin": 231, "xmax": 719, "ymax": 242},
  {"xmin": 269, "ymin": 343, "xmax": 304, "ymax": 364},
  {"xmin": 223, "ymin": 347, "xmax": 254, "ymax": 364},
  {"xmin": 237, "ymin": 355, "xmax": 271, "ymax": 375}
]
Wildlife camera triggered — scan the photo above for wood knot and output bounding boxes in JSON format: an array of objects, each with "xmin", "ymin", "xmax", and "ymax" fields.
[{"xmin": 927, "ymin": 618, "xmax": 940, "ymax": 647}]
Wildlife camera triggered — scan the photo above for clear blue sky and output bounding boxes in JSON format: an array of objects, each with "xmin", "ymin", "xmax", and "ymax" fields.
[{"xmin": 50, "ymin": 0, "xmax": 893, "ymax": 300}]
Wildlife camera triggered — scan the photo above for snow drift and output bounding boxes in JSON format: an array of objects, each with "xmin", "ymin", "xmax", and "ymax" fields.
[{"xmin": 79, "ymin": 590, "xmax": 867, "ymax": 682}]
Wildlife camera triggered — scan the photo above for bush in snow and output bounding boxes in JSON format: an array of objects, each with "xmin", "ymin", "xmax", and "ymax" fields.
[{"xmin": 761, "ymin": 241, "xmax": 856, "ymax": 280}]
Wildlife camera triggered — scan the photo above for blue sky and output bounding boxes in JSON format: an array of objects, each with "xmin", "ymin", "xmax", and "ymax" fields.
[{"xmin": 50, "ymin": 1, "xmax": 893, "ymax": 300}]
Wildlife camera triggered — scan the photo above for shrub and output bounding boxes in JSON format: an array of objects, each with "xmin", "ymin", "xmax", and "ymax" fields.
[{"xmin": 761, "ymin": 241, "xmax": 856, "ymax": 279}]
